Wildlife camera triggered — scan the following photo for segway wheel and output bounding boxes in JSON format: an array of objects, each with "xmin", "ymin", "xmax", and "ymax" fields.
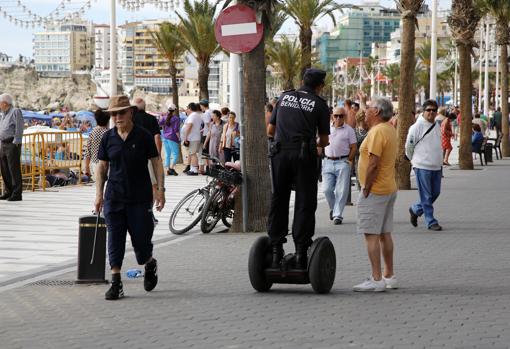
[
  {"xmin": 309, "ymin": 238, "xmax": 336, "ymax": 294},
  {"xmin": 248, "ymin": 236, "xmax": 273, "ymax": 292}
]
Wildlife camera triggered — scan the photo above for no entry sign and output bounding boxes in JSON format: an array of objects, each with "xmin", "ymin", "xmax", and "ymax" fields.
[{"xmin": 214, "ymin": 4, "xmax": 264, "ymax": 54}]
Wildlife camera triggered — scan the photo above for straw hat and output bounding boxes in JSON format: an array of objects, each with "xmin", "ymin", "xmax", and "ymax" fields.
[{"xmin": 106, "ymin": 95, "xmax": 135, "ymax": 112}]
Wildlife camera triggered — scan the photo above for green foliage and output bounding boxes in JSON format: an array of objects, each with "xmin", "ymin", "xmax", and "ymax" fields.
[
  {"xmin": 266, "ymin": 36, "xmax": 301, "ymax": 90},
  {"xmin": 176, "ymin": 0, "xmax": 220, "ymax": 64},
  {"xmin": 151, "ymin": 22, "xmax": 186, "ymax": 67},
  {"xmin": 281, "ymin": 0, "xmax": 348, "ymax": 30}
]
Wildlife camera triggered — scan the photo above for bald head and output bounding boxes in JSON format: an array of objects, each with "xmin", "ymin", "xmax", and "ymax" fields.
[{"xmin": 134, "ymin": 97, "xmax": 146, "ymax": 111}]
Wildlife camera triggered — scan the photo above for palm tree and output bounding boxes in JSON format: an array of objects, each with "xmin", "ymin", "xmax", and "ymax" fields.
[
  {"xmin": 448, "ymin": 0, "xmax": 481, "ymax": 169},
  {"xmin": 478, "ymin": 0, "xmax": 510, "ymax": 156},
  {"xmin": 266, "ymin": 36, "xmax": 302, "ymax": 90},
  {"xmin": 282, "ymin": 0, "xmax": 348, "ymax": 76},
  {"xmin": 175, "ymin": 0, "xmax": 220, "ymax": 100},
  {"xmin": 416, "ymin": 40, "xmax": 449, "ymax": 99},
  {"xmin": 226, "ymin": 0, "xmax": 276, "ymax": 232},
  {"xmin": 395, "ymin": 0, "xmax": 424, "ymax": 189},
  {"xmin": 151, "ymin": 22, "xmax": 186, "ymax": 109},
  {"xmin": 382, "ymin": 63, "xmax": 400, "ymax": 101}
]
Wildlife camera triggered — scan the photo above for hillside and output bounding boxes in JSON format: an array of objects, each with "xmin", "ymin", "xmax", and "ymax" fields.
[{"xmin": 0, "ymin": 66, "xmax": 96, "ymax": 110}]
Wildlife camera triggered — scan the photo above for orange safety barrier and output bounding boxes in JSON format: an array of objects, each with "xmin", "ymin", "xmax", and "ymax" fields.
[{"xmin": 0, "ymin": 131, "xmax": 83, "ymax": 193}]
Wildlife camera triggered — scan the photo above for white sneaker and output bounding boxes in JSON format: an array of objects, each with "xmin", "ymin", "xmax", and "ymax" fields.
[
  {"xmin": 353, "ymin": 277, "xmax": 386, "ymax": 292},
  {"xmin": 383, "ymin": 275, "xmax": 398, "ymax": 289}
]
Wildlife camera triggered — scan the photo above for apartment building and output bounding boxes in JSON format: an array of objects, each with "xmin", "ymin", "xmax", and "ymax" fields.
[{"xmin": 33, "ymin": 24, "xmax": 93, "ymax": 76}]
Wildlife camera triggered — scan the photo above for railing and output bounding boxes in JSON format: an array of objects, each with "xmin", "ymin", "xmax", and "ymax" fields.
[{"xmin": 1, "ymin": 131, "xmax": 83, "ymax": 193}]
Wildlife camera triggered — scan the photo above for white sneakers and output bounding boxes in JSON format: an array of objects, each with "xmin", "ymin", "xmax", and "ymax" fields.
[
  {"xmin": 382, "ymin": 275, "xmax": 398, "ymax": 289},
  {"xmin": 353, "ymin": 275, "xmax": 398, "ymax": 292}
]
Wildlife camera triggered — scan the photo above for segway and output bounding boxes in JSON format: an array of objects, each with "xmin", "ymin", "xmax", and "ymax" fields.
[{"xmin": 248, "ymin": 236, "xmax": 336, "ymax": 294}]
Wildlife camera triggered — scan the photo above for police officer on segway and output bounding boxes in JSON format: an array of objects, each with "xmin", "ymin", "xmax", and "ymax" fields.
[{"xmin": 267, "ymin": 68, "xmax": 330, "ymax": 270}]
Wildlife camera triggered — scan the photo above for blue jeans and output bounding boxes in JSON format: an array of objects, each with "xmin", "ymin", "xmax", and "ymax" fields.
[
  {"xmin": 163, "ymin": 138, "xmax": 179, "ymax": 168},
  {"xmin": 322, "ymin": 159, "xmax": 351, "ymax": 219},
  {"xmin": 411, "ymin": 168, "xmax": 442, "ymax": 227}
]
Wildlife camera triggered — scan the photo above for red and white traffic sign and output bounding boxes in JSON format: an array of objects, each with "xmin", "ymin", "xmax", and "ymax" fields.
[{"xmin": 214, "ymin": 4, "xmax": 264, "ymax": 54}]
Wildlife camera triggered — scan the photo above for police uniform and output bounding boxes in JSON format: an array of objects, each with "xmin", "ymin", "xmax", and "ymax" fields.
[
  {"xmin": 98, "ymin": 125, "xmax": 159, "ymax": 269},
  {"xmin": 267, "ymin": 69, "xmax": 330, "ymax": 264}
]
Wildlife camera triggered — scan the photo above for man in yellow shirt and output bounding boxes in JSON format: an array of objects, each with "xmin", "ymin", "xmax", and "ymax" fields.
[{"xmin": 354, "ymin": 97, "xmax": 398, "ymax": 292}]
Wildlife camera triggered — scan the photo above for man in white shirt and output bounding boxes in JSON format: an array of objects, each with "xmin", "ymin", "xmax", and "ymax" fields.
[
  {"xmin": 183, "ymin": 102, "xmax": 203, "ymax": 176},
  {"xmin": 405, "ymin": 99, "xmax": 443, "ymax": 231},
  {"xmin": 199, "ymin": 99, "xmax": 212, "ymax": 173},
  {"xmin": 322, "ymin": 107, "xmax": 357, "ymax": 225}
]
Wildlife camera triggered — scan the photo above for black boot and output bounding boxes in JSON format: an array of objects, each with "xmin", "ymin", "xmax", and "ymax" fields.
[
  {"xmin": 271, "ymin": 244, "xmax": 284, "ymax": 269},
  {"xmin": 295, "ymin": 244, "xmax": 308, "ymax": 270}
]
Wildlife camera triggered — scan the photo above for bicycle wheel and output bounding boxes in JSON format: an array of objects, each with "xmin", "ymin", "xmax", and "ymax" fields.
[
  {"xmin": 222, "ymin": 208, "xmax": 234, "ymax": 228},
  {"xmin": 221, "ymin": 197, "xmax": 235, "ymax": 228},
  {"xmin": 169, "ymin": 188, "xmax": 209, "ymax": 235},
  {"xmin": 200, "ymin": 188, "xmax": 224, "ymax": 233}
]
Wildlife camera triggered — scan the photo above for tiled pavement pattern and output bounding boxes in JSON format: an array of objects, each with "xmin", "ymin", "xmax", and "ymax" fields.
[
  {"xmin": 0, "ymin": 168, "xmax": 324, "ymax": 286},
  {"xmin": 1, "ymin": 157, "xmax": 509, "ymax": 348},
  {"xmin": 0, "ymin": 174, "xmax": 208, "ymax": 285}
]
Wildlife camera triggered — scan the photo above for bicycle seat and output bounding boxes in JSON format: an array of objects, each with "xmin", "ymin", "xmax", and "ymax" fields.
[{"xmin": 225, "ymin": 161, "xmax": 241, "ymax": 172}]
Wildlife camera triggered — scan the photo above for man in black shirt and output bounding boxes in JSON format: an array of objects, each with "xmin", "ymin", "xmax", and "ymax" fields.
[
  {"xmin": 95, "ymin": 96, "xmax": 165, "ymax": 300},
  {"xmin": 267, "ymin": 68, "xmax": 330, "ymax": 269},
  {"xmin": 133, "ymin": 97, "xmax": 162, "ymax": 224}
]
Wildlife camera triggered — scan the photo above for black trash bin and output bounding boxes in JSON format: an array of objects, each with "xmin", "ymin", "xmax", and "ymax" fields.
[
  {"xmin": 76, "ymin": 214, "xmax": 108, "ymax": 284},
  {"xmin": 484, "ymin": 143, "xmax": 493, "ymax": 163}
]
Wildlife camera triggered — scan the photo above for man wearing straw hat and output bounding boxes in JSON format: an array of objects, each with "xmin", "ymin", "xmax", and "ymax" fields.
[{"xmin": 94, "ymin": 95, "xmax": 166, "ymax": 300}]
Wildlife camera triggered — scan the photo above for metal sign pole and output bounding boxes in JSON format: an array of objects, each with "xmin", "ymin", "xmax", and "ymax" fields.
[{"xmin": 239, "ymin": 59, "xmax": 248, "ymax": 233}]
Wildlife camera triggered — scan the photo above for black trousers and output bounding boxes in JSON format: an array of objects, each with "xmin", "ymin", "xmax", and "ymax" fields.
[
  {"xmin": 0, "ymin": 142, "xmax": 22, "ymax": 197},
  {"xmin": 267, "ymin": 149, "xmax": 318, "ymax": 248},
  {"xmin": 104, "ymin": 200, "xmax": 154, "ymax": 269}
]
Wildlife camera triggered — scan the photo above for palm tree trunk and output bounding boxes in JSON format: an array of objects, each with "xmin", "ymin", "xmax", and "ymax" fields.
[
  {"xmin": 231, "ymin": 23, "xmax": 271, "ymax": 232},
  {"xmin": 170, "ymin": 64, "xmax": 179, "ymax": 109},
  {"xmin": 424, "ymin": 71, "xmax": 430, "ymax": 100},
  {"xmin": 500, "ymin": 43, "xmax": 509, "ymax": 156},
  {"xmin": 458, "ymin": 43, "xmax": 474, "ymax": 169},
  {"xmin": 395, "ymin": 13, "xmax": 416, "ymax": 189},
  {"xmin": 299, "ymin": 27, "xmax": 312, "ymax": 77},
  {"xmin": 283, "ymin": 79, "xmax": 293, "ymax": 91},
  {"xmin": 198, "ymin": 62, "xmax": 210, "ymax": 101}
]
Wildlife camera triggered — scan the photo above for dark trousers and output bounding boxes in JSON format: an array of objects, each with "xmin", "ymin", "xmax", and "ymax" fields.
[
  {"xmin": 267, "ymin": 149, "xmax": 318, "ymax": 248},
  {"xmin": 0, "ymin": 143, "xmax": 22, "ymax": 197},
  {"xmin": 223, "ymin": 147, "xmax": 234, "ymax": 163},
  {"xmin": 104, "ymin": 200, "xmax": 154, "ymax": 269}
]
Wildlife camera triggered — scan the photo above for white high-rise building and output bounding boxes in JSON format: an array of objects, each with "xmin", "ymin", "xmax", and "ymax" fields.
[
  {"xmin": 94, "ymin": 24, "xmax": 110, "ymax": 71},
  {"xmin": 208, "ymin": 52, "xmax": 229, "ymax": 105},
  {"xmin": 33, "ymin": 24, "xmax": 93, "ymax": 76}
]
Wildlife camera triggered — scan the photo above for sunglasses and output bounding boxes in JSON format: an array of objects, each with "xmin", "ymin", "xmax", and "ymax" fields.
[
  {"xmin": 425, "ymin": 108, "xmax": 437, "ymax": 113},
  {"xmin": 110, "ymin": 109, "xmax": 129, "ymax": 117},
  {"xmin": 333, "ymin": 114, "xmax": 345, "ymax": 118}
]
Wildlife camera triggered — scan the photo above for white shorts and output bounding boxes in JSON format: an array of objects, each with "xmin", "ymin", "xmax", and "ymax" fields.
[
  {"xmin": 357, "ymin": 192, "xmax": 397, "ymax": 235},
  {"xmin": 188, "ymin": 140, "xmax": 201, "ymax": 155}
]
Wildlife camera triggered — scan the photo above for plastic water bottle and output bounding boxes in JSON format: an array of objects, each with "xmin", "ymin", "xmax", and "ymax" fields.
[{"xmin": 126, "ymin": 269, "xmax": 143, "ymax": 278}]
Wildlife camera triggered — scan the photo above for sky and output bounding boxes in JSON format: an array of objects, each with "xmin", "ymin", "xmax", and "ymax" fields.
[{"xmin": 1, "ymin": 0, "xmax": 452, "ymax": 58}]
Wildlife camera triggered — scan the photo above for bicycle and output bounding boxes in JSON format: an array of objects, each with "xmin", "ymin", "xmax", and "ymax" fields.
[
  {"xmin": 169, "ymin": 181, "xmax": 213, "ymax": 235},
  {"xmin": 200, "ymin": 156, "xmax": 243, "ymax": 234}
]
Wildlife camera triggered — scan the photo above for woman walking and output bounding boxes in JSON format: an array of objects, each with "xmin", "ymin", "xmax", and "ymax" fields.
[
  {"xmin": 220, "ymin": 111, "xmax": 239, "ymax": 163},
  {"xmin": 160, "ymin": 104, "xmax": 181, "ymax": 176},
  {"xmin": 84, "ymin": 109, "xmax": 110, "ymax": 180},
  {"xmin": 441, "ymin": 112, "xmax": 454, "ymax": 166},
  {"xmin": 204, "ymin": 110, "xmax": 223, "ymax": 161}
]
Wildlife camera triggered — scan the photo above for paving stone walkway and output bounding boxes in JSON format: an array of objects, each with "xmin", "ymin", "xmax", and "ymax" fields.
[{"xmin": 1, "ymin": 158, "xmax": 509, "ymax": 348}]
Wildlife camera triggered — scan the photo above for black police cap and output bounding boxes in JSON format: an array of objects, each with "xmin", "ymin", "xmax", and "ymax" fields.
[{"xmin": 303, "ymin": 68, "xmax": 326, "ymax": 87}]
